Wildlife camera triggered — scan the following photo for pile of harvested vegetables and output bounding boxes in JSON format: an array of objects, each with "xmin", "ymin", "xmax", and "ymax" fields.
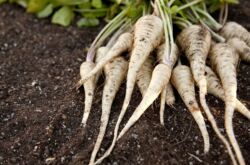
[
  {"xmin": 75, "ymin": 0, "xmax": 250, "ymax": 165},
  {"xmin": 2, "ymin": 0, "xmax": 249, "ymax": 164}
]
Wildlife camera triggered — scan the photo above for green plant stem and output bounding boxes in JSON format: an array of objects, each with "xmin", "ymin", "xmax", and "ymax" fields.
[
  {"xmin": 168, "ymin": 0, "xmax": 176, "ymax": 7},
  {"xmin": 222, "ymin": 3, "xmax": 228, "ymax": 26},
  {"xmin": 200, "ymin": 21, "xmax": 225, "ymax": 42},
  {"xmin": 86, "ymin": 9, "xmax": 127, "ymax": 62},
  {"xmin": 156, "ymin": 0, "xmax": 171, "ymax": 62},
  {"xmin": 173, "ymin": 16, "xmax": 192, "ymax": 28},
  {"xmin": 195, "ymin": 7, "xmax": 222, "ymax": 31},
  {"xmin": 174, "ymin": 0, "xmax": 202, "ymax": 14},
  {"xmin": 181, "ymin": 0, "xmax": 225, "ymax": 42},
  {"xmin": 174, "ymin": 21, "xmax": 189, "ymax": 29},
  {"xmin": 106, "ymin": 20, "xmax": 132, "ymax": 48}
]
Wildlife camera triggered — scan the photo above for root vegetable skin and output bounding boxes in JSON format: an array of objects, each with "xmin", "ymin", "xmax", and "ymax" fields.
[
  {"xmin": 177, "ymin": 27, "xmax": 213, "ymax": 144},
  {"xmin": 95, "ymin": 15, "xmax": 164, "ymax": 164},
  {"xmin": 177, "ymin": 25, "xmax": 211, "ymax": 95},
  {"xmin": 77, "ymin": 47, "xmax": 108, "ymax": 127},
  {"xmin": 227, "ymin": 38, "xmax": 250, "ymax": 63},
  {"xmin": 209, "ymin": 43, "xmax": 244, "ymax": 165},
  {"xmin": 157, "ymin": 43, "xmax": 179, "ymax": 68},
  {"xmin": 124, "ymin": 15, "xmax": 163, "ymax": 110},
  {"xmin": 175, "ymin": 26, "xmax": 235, "ymax": 161},
  {"xmin": 136, "ymin": 56, "xmax": 154, "ymax": 96},
  {"xmin": 171, "ymin": 65, "xmax": 210, "ymax": 153},
  {"xmin": 160, "ymin": 82, "xmax": 175, "ymax": 126},
  {"xmin": 118, "ymin": 63, "xmax": 172, "ymax": 140},
  {"xmin": 89, "ymin": 57, "xmax": 128, "ymax": 165},
  {"xmin": 157, "ymin": 43, "xmax": 178, "ymax": 126},
  {"xmin": 165, "ymin": 83, "xmax": 175, "ymax": 107},
  {"xmin": 81, "ymin": 32, "xmax": 133, "ymax": 84},
  {"xmin": 220, "ymin": 22, "xmax": 250, "ymax": 47},
  {"xmin": 160, "ymin": 83, "xmax": 176, "ymax": 126},
  {"xmin": 94, "ymin": 47, "xmax": 109, "ymax": 81},
  {"xmin": 78, "ymin": 61, "xmax": 97, "ymax": 127},
  {"xmin": 205, "ymin": 66, "xmax": 250, "ymax": 120},
  {"xmin": 160, "ymin": 85, "xmax": 167, "ymax": 126}
]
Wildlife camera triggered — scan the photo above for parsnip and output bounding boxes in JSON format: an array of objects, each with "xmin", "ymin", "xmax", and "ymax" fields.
[
  {"xmin": 171, "ymin": 65, "xmax": 210, "ymax": 153},
  {"xmin": 80, "ymin": 32, "xmax": 133, "ymax": 84},
  {"xmin": 89, "ymin": 57, "xmax": 128, "ymax": 165},
  {"xmin": 136, "ymin": 56, "xmax": 154, "ymax": 96},
  {"xmin": 157, "ymin": 43, "xmax": 178, "ymax": 125},
  {"xmin": 94, "ymin": 15, "xmax": 164, "ymax": 164},
  {"xmin": 205, "ymin": 66, "xmax": 250, "ymax": 120},
  {"xmin": 118, "ymin": 63, "xmax": 172, "ymax": 139},
  {"xmin": 210, "ymin": 43, "xmax": 244, "ymax": 165},
  {"xmin": 227, "ymin": 38, "xmax": 250, "ymax": 63},
  {"xmin": 220, "ymin": 22, "xmax": 250, "ymax": 47}
]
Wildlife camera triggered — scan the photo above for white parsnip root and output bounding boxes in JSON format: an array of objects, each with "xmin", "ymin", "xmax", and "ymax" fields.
[
  {"xmin": 77, "ymin": 61, "xmax": 96, "ymax": 127},
  {"xmin": 177, "ymin": 27, "xmax": 216, "ymax": 145},
  {"xmin": 77, "ymin": 47, "xmax": 108, "ymax": 127},
  {"xmin": 165, "ymin": 83, "xmax": 175, "ymax": 107},
  {"xmin": 176, "ymin": 25, "xmax": 236, "ymax": 163},
  {"xmin": 157, "ymin": 43, "xmax": 178, "ymax": 126},
  {"xmin": 220, "ymin": 22, "xmax": 250, "ymax": 47},
  {"xmin": 118, "ymin": 63, "xmax": 172, "ymax": 139},
  {"xmin": 89, "ymin": 56, "xmax": 128, "ymax": 165},
  {"xmin": 210, "ymin": 43, "xmax": 244, "ymax": 165},
  {"xmin": 177, "ymin": 25, "xmax": 211, "ymax": 100},
  {"xmin": 136, "ymin": 56, "xmax": 154, "ymax": 96},
  {"xmin": 171, "ymin": 65, "xmax": 210, "ymax": 153},
  {"xmin": 205, "ymin": 66, "xmax": 250, "ymax": 120},
  {"xmin": 81, "ymin": 32, "xmax": 133, "ymax": 84},
  {"xmin": 227, "ymin": 38, "xmax": 250, "ymax": 63},
  {"xmin": 95, "ymin": 15, "xmax": 164, "ymax": 164}
]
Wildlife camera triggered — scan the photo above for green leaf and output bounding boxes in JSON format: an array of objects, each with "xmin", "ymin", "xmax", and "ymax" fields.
[
  {"xmin": 82, "ymin": 10, "xmax": 106, "ymax": 18},
  {"xmin": 91, "ymin": 0, "xmax": 102, "ymax": 9},
  {"xmin": 170, "ymin": 5, "xmax": 179, "ymax": 14},
  {"xmin": 77, "ymin": 18, "xmax": 99, "ymax": 27},
  {"xmin": 52, "ymin": 0, "xmax": 88, "ymax": 6},
  {"xmin": 208, "ymin": 2, "xmax": 221, "ymax": 13},
  {"xmin": 127, "ymin": 5, "xmax": 142, "ymax": 18},
  {"xmin": 78, "ymin": 1, "xmax": 91, "ymax": 9},
  {"xmin": 37, "ymin": 3, "xmax": 53, "ymax": 18},
  {"xmin": 27, "ymin": 0, "xmax": 48, "ymax": 13},
  {"xmin": 52, "ymin": 6, "xmax": 74, "ymax": 26},
  {"xmin": 106, "ymin": 3, "xmax": 119, "ymax": 19}
]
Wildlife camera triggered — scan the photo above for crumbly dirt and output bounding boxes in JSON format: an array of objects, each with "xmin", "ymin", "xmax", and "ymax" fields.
[{"xmin": 0, "ymin": 1, "xmax": 250, "ymax": 165}]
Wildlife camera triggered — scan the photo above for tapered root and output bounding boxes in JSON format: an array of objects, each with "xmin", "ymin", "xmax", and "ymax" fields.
[
  {"xmin": 160, "ymin": 85, "xmax": 167, "ymax": 126},
  {"xmin": 79, "ymin": 62, "xmax": 96, "ymax": 127},
  {"xmin": 118, "ymin": 64, "xmax": 171, "ymax": 140},
  {"xmin": 200, "ymin": 94, "xmax": 237, "ymax": 164},
  {"xmin": 165, "ymin": 83, "xmax": 175, "ymax": 107},
  {"xmin": 89, "ymin": 57, "xmax": 128, "ymax": 165},
  {"xmin": 210, "ymin": 43, "xmax": 243, "ymax": 165},
  {"xmin": 227, "ymin": 38, "xmax": 250, "ymax": 63},
  {"xmin": 225, "ymin": 106, "xmax": 245, "ymax": 165},
  {"xmin": 220, "ymin": 22, "xmax": 250, "ymax": 47},
  {"xmin": 171, "ymin": 65, "xmax": 210, "ymax": 153}
]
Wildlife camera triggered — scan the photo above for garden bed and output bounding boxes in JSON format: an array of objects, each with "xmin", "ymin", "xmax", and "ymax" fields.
[{"xmin": 0, "ymin": 1, "xmax": 250, "ymax": 164}]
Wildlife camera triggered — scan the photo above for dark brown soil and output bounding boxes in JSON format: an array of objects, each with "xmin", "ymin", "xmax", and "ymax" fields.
[{"xmin": 0, "ymin": 1, "xmax": 250, "ymax": 165}]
